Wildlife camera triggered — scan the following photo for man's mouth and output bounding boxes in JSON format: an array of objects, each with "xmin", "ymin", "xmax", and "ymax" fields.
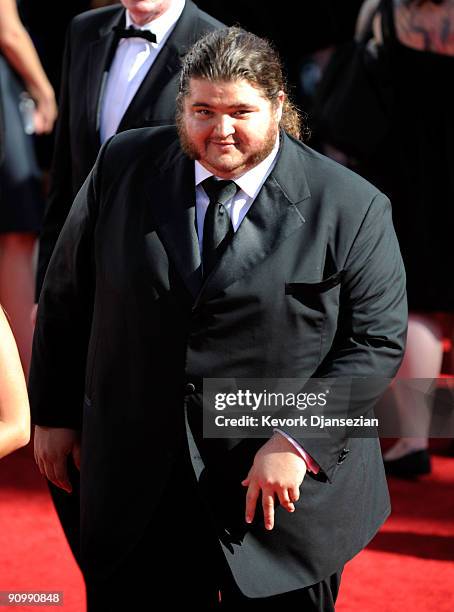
[{"xmin": 210, "ymin": 141, "xmax": 237, "ymax": 147}]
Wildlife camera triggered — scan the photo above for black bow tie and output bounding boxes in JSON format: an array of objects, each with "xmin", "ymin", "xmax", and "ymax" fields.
[{"xmin": 112, "ymin": 25, "xmax": 157, "ymax": 44}]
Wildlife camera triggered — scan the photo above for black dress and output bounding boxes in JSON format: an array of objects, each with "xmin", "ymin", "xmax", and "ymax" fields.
[
  {"xmin": 357, "ymin": 2, "xmax": 454, "ymax": 312},
  {"xmin": 0, "ymin": 53, "xmax": 44, "ymax": 233}
]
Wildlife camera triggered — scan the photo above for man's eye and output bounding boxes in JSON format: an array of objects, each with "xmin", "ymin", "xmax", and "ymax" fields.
[
  {"xmin": 195, "ymin": 109, "xmax": 211, "ymax": 116},
  {"xmin": 233, "ymin": 110, "xmax": 251, "ymax": 117}
]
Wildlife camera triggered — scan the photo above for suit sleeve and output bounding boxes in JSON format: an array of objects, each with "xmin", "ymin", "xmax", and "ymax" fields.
[
  {"xmin": 294, "ymin": 193, "xmax": 408, "ymax": 481},
  {"xmin": 35, "ymin": 25, "xmax": 74, "ymax": 301},
  {"xmin": 29, "ymin": 140, "xmax": 108, "ymax": 429}
]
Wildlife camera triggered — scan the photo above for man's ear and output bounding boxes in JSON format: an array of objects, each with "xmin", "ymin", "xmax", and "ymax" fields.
[{"xmin": 275, "ymin": 90, "xmax": 286, "ymax": 123}]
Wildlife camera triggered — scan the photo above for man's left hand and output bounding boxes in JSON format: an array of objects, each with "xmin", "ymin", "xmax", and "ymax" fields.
[{"xmin": 241, "ymin": 433, "xmax": 307, "ymax": 530}]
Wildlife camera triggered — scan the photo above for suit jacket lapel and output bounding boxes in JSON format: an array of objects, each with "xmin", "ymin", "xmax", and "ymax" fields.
[
  {"xmin": 86, "ymin": 8, "xmax": 125, "ymax": 149},
  {"xmin": 148, "ymin": 144, "xmax": 202, "ymax": 300},
  {"xmin": 195, "ymin": 133, "xmax": 311, "ymax": 305},
  {"xmin": 147, "ymin": 131, "xmax": 311, "ymax": 304},
  {"xmin": 117, "ymin": 0, "xmax": 200, "ymax": 131}
]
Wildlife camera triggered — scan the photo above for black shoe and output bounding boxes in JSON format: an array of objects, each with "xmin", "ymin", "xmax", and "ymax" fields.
[{"xmin": 383, "ymin": 449, "xmax": 431, "ymax": 478}]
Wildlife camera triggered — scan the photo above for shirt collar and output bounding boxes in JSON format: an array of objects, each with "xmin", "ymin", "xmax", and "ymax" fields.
[
  {"xmin": 194, "ymin": 135, "xmax": 281, "ymax": 198},
  {"xmin": 125, "ymin": 0, "xmax": 185, "ymax": 46}
]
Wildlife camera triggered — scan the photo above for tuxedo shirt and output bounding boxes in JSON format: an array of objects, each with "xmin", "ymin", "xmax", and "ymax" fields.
[{"xmin": 100, "ymin": 0, "xmax": 185, "ymax": 142}]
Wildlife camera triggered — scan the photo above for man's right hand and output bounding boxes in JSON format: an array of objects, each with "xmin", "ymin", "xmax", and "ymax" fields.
[{"xmin": 34, "ymin": 426, "xmax": 81, "ymax": 493}]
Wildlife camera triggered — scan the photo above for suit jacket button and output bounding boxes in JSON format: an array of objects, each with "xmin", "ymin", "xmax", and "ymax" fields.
[{"xmin": 185, "ymin": 382, "xmax": 196, "ymax": 394}]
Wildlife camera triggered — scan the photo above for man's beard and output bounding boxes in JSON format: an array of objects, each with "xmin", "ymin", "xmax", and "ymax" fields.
[
  {"xmin": 176, "ymin": 110, "xmax": 202, "ymax": 161},
  {"xmin": 176, "ymin": 110, "xmax": 279, "ymax": 176}
]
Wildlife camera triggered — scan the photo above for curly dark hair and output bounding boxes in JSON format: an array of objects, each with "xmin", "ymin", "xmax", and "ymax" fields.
[{"xmin": 176, "ymin": 27, "xmax": 305, "ymax": 140}]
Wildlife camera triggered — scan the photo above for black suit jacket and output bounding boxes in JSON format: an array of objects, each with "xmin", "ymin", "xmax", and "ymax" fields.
[
  {"xmin": 35, "ymin": 1, "xmax": 222, "ymax": 298},
  {"xmin": 30, "ymin": 126, "xmax": 407, "ymax": 596}
]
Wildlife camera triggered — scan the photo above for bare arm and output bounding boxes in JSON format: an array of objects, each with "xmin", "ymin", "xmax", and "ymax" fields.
[
  {"xmin": 0, "ymin": 0, "xmax": 57, "ymax": 133},
  {"xmin": 0, "ymin": 308, "xmax": 30, "ymax": 459}
]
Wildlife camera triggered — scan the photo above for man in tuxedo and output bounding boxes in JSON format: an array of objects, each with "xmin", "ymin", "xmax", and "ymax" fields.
[
  {"xmin": 36, "ymin": 0, "xmax": 222, "ymax": 296},
  {"xmin": 31, "ymin": 27, "xmax": 407, "ymax": 610},
  {"xmin": 33, "ymin": 0, "xmax": 222, "ymax": 567}
]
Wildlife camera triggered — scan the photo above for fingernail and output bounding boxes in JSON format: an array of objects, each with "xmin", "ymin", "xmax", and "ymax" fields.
[{"xmin": 246, "ymin": 516, "xmax": 251, "ymax": 523}]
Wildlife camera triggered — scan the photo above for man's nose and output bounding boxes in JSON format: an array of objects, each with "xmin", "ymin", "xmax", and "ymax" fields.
[{"xmin": 213, "ymin": 115, "xmax": 235, "ymax": 138}]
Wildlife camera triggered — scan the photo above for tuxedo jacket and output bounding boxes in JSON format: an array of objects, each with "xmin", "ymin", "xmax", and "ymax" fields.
[
  {"xmin": 30, "ymin": 126, "xmax": 407, "ymax": 596},
  {"xmin": 35, "ymin": 1, "xmax": 222, "ymax": 297}
]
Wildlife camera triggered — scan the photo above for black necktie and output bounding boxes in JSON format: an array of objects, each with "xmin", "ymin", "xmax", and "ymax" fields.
[
  {"xmin": 112, "ymin": 25, "xmax": 157, "ymax": 44},
  {"xmin": 201, "ymin": 177, "xmax": 238, "ymax": 278}
]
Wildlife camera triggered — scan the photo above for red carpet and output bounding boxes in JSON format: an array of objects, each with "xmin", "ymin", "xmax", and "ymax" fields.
[
  {"xmin": 337, "ymin": 447, "xmax": 454, "ymax": 611},
  {"xmin": 1, "ymin": 443, "xmax": 454, "ymax": 611},
  {"xmin": 0, "ymin": 445, "xmax": 85, "ymax": 612}
]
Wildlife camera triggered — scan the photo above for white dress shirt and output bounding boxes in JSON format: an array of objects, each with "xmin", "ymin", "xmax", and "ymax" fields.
[
  {"xmin": 195, "ymin": 136, "xmax": 280, "ymax": 254},
  {"xmin": 100, "ymin": 0, "xmax": 185, "ymax": 143},
  {"xmin": 194, "ymin": 137, "xmax": 319, "ymax": 474}
]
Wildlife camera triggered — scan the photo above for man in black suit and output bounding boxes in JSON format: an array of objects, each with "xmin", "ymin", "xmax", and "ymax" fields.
[
  {"xmin": 33, "ymin": 0, "xmax": 222, "ymax": 568},
  {"xmin": 36, "ymin": 0, "xmax": 222, "ymax": 296},
  {"xmin": 31, "ymin": 27, "xmax": 407, "ymax": 610}
]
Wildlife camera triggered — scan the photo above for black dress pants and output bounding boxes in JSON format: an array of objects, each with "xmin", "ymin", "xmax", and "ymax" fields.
[
  {"xmin": 85, "ymin": 442, "xmax": 224, "ymax": 611},
  {"xmin": 48, "ymin": 458, "xmax": 81, "ymax": 566}
]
